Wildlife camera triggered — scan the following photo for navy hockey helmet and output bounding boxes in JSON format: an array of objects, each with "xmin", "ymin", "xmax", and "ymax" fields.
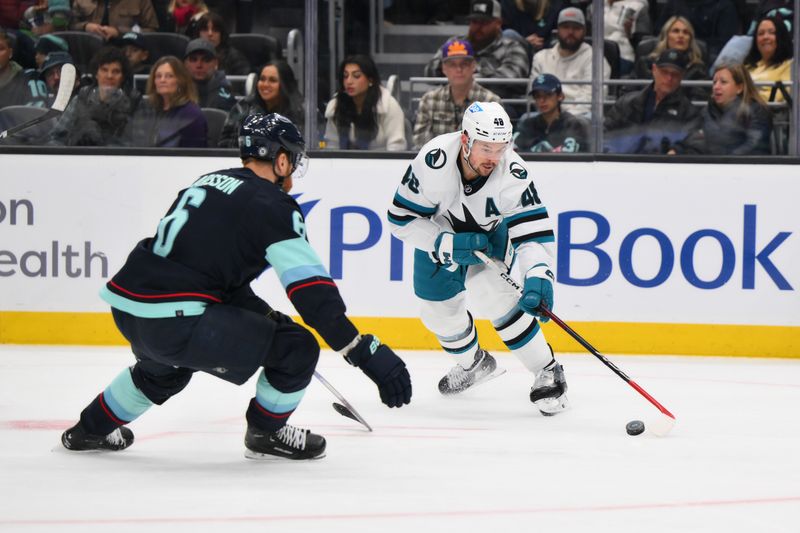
[{"xmin": 239, "ymin": 113, "xmax": 308, "ymax": 179}]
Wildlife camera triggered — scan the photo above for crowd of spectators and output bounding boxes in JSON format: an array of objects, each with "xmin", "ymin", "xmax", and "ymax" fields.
[{"xmin": 0, "ymin": 0, "xmax": 795, "ymax": 156}]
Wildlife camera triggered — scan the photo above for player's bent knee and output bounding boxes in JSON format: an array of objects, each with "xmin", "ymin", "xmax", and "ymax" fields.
[
  {"xmin": 263, "ymin": 323, "xmax": 320, "ymax": 391},
  {"xmin": 130, "ymin": 363, "xmax": 194, "ymax": 405}
]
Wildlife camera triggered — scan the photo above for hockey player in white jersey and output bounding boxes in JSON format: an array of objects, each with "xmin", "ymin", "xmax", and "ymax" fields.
[{"xmin": 387, "ymin": 101, "xmax": 568, "ymax": 415}]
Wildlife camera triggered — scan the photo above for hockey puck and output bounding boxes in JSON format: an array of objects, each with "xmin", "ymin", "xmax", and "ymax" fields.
[{"xmin": 626, "ymin": 420, "xmax": 645, "ymax": 436}]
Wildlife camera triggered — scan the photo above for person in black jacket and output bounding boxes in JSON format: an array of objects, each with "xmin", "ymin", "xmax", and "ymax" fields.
[
  {"xmin": 674, "ymin": 63, "xmax": 772, "ymax": 155},
  {"xmin": 183, "ymin": 37, "xmax": 236, "ymax": 111},
  {"xmin": 514, "ymin": 73, "xmax": 589, "ymax": 153},
  {"xmin": 48, "ymin": 46, "xmax": 141, "ymax": 146},
  {"xmin": 60, "ymin": 114, "xmax": 411, "ymax": 460},
  {"xmin": 605, "ymin": 48, "xmax": 701, "ymax": 154},
  {"xmin": 218, "ymin": 60, "xmax": 303, "ymax": 147}
]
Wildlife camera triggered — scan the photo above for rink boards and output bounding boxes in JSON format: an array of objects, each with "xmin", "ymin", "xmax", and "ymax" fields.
[{"xmin": 1, "ymin": 154, "xmax": 798, "ymax": 357}]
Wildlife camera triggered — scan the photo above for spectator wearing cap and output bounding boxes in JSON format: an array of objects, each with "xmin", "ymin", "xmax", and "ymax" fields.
[
  {"xmin": 531, "ymin": 7, "xmax": 610, "ymax": 117},
  {"xmin": 188, "ymin": 12, "xmax": 249, "ymax": 76},
  {"xmin": 413, "ymin": 38, "xmax": 502, "ymax": 149},
  {"xmin": 632, "ymin": 16, "xmax": 708, "ymax": 102},
  {"xmin": 38, "ymin": 51, "xmax": 78, "ymax": 102},
  {"xmin": 425, "ymin": 0, "xmax": 530, "ymax": 98},
  {"xmin": 49, "ymin": 46, "xmax": 141, "ymax": 146},
  {"xmin": 34, "ymin": 33, "xmax": 68, "ymax": 68},
  {"xmin": 604, "ymin": 48, "xmax": 701, "ymax": 154},
  {"xmin": 71, "ymin": 0, "xmax": 159, "ymax": 40},
  {"xmin": 121, "ymin": 31, "xmax": 150, "ymax": 75},
  {"xmin": 514, "ymin": 73, "xmax": 589, "ymax": 153},
  {"xmin": 20, "ymin": 0, "xmax": 71, "ymax": 35},
  {"xmin": 183, "ymin": 37, "xmax": 236, "ymax": 111}
]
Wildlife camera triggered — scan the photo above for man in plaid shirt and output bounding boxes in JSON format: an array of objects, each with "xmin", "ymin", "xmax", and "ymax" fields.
[
  {"xmin": 413, "ymin": 38, "xmax": 502, "ymax": 149},
  {"xmin": 424, "ymin": 0, "xmax": 529, "ymax": 98}
]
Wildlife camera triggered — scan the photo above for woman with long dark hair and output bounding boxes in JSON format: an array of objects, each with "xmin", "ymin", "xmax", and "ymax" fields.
[
  {"xmin": 323, "ymin": 55, "xmax": 406, "ymax": 150},
  {"xmin": 745, "ymin": 14, "xmax": 793, "ymax": 103},
  {"xmin": 188, "ymin": 12, "xmax": 249, "ymax": 75},
  {"xmin": 218, "ymin": 60, "xmax": 303, "ymax": 147}
]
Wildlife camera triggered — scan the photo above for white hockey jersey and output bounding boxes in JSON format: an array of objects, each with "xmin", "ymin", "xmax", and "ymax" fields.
[{"xmin": 388, "ymin": 132, "xmax": 556, "ymax": 274}]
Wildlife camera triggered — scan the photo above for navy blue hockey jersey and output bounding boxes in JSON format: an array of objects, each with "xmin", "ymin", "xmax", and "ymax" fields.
[{"xmin": 101, "ymin": 167, "xmax": 358, "ymax": 350}]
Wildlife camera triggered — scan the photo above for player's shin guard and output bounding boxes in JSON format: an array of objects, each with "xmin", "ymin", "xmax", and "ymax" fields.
[
  {"xmin": 493, "ymin": 308, "xmax": 568, "ymax": 414},
  {"xmin": 62, "ymin": 368, "xmax": 150, "ymax": 451},
  {"xmin": 436, "ymin": 312, "xmax": 480, "ymax": 368},
  {"xmin": 244, "ymin": 371, "xmax": 324, "ymax": 460},
  {"xmin": 246, "ymin": 370, "xmax": 306, "ymax": 432}
]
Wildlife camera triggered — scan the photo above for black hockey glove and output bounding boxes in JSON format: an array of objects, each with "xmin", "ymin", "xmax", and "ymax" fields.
[
  {"xmin": 265, "ymin": 307, "xmax": 294, "ymax": 325},
  {"xmin": 344, "ymin": 335, "xmax": 412, "ymax": 408}
]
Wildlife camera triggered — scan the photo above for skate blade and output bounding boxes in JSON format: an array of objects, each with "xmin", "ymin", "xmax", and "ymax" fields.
[
  {"xmin": 441, "ymin": 368, "xmax": 507, "ymax": 396},
  {"xmin": 244, "ymin": 449, "xmax": 326, "ymax": 461},
  {"xmin": 536, "ymin": 395, "xmax": 569, "ymax": 416}
]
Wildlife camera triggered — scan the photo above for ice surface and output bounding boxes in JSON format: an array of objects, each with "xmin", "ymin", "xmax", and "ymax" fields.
[{"xmin": 0, "ymin": 346, "xmax": 798, "ymax": 532}]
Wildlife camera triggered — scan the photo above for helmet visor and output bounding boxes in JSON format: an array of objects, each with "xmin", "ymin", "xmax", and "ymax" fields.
[{"xmin": 291, "ymin": 152, "xmax": 309, "ymax": 180}]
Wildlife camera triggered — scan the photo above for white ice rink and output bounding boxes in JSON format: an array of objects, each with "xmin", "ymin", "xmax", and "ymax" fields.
[{"xmin": 0, "ymin": 345, "xmax": 798, "ymax": 533}]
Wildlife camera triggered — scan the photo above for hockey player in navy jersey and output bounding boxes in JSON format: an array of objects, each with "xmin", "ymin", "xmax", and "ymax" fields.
[
  {"xmin": 387, "ymin": 101, "xmax": 568, "ymax": 415},
  {"xmin": 61, "ymin": 113, "xmax": 412, "ymax": 460}
]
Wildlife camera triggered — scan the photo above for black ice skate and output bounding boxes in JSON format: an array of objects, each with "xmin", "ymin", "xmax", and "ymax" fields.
[
  {"xmin": 244, "ymin": 424, "xmax": 326, "ymax": 460},
  {"xmin": 530, "ymin": 362, "xmax": 569, "ymax": 416},
  {"xmin": 438, "ymin": 349, "xmax": 505, "ymax": 395},
  {"xmin": 61, "ymin": 422, "xmax": 134, "ymax": 451}
]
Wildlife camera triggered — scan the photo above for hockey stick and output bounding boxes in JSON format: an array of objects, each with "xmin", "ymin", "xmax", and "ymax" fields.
[
  {"xmin": 474, "ymin": 250, "xmax": 676, "ymax": 436},
  {"xmin": 313, "ymin": 370, "xmax": 373, "ymax": 432},
  {"xmin": 0, "ymin": 63, "xmax": 76, "ymax": 139}
]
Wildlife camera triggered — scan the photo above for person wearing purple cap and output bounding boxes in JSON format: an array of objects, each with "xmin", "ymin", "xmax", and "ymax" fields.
[
  {"xmin": 413, "ymin": 38, "xmax": 502, "ymax": 149},
  {"xmin": 425, "ymin": 0, "xmax": 529, "ymax": 98},
  {"xmin": 514, "ymin": 73, "xmax": 589, "ymax": 152}
]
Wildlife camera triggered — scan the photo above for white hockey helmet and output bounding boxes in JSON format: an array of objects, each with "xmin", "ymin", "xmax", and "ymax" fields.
[{"xmin": 462, "ymin": 101, "xmax": 513, "ymax": 149}]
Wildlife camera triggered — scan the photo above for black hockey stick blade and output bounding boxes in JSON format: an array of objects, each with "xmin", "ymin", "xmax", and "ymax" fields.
[
  {"xmin": 332, "ymin": 402, "xmax": 360, "ymax": 423},
  {"xmin": 313, "ymin": 371, "xmax": 373, "ymax": 432},
  {"xmin": 0, "ymin": 63, "xmax": 75, "ymax": 139}
]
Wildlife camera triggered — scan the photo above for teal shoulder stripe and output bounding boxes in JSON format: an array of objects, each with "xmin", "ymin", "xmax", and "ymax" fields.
[
  {"xmin": 393, "ymin": 193, "xmax": 437, "ymax": 216},
  {"xmin": 99, "ymin": 286, "xmax": 207, "ymax": 318},
  {"xmin": 265, "ymin": 237, "xmax": 326, "ymax": 279},
  {"xmin": 506, "ymin": 207, "xmax": 547, "ymax": 224}
]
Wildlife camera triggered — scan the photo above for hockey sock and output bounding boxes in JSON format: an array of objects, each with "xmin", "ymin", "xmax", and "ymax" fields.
[
  {"xmin": 79, "ymin": 368, "xmax": 153, "ymax": 436},
  {"xmin": 246, "ymin": 371, "xmax": 307, "ymax": 433},
  {"xmin": 437, "ymin": 312, "xmax": 480, "ymax": 368},
  {"xmin": 493, "ymin": 308, "xmax": 552, "ymax": 372}
]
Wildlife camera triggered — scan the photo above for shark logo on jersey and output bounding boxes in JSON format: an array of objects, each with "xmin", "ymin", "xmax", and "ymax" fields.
[
  {"xmin": 444, "ymin": 203, "xmax": 499, "ymax": 234},
  {"xmin": 425, "ymin": 148, "xmax": 447, "ymax": 169},
  {"xmin": 509, "ymin": 162, "xmax": 527, "ymax": 180}
]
